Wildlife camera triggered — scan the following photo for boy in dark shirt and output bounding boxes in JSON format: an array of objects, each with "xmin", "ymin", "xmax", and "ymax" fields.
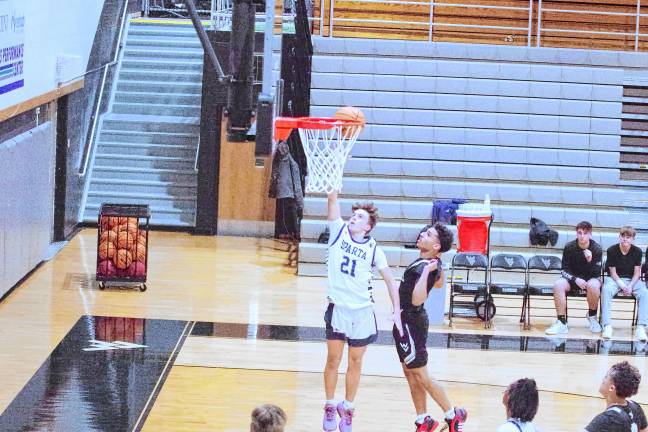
[
  {"xmin": 546, "ymin": 221, "xmax": 603, "ymax": 336},
  {"xmin": 393, "ymin": 223, "xmax": 467, "ymax": 432},
  {"xmin": 585, "ymin": 361, "xmax": 647, "ymax": 432},
  {"xmin": 601, "ymin": 226, "xmax": 647, "ymax": 341}
]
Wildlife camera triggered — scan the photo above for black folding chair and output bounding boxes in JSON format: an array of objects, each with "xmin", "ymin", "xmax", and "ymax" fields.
[
  {"xmin": 525, "ymin": 255, "xmax": 562, "ymax": 327},
  {"xmin": 488, "ymin": 253, "xmax": 528, "ymax": 329},
  {"xmin": 449, "ymin": 252, "xmax": 489, "ymax": 328}
]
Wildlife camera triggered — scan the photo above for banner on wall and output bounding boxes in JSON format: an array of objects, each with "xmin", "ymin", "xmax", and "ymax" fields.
[{"xmin": 0, "ymin": 0, "xmax": 25, "ymax": 95}]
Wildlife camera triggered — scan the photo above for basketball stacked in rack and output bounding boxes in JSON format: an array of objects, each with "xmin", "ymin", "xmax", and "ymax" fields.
[
  {"xmin": 97, "ymin": 216, "xmax": 147, "ymax": 278},
  {"xmin": 334, "ymin": 106, "xmax": 365, "ymax": 136}
]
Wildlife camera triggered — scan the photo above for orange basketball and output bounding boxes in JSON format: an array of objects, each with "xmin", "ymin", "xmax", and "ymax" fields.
[
  {"xmin": 137, "ymin": 231, "xmax": 147, "ymax": 246},
  {"xmin": 130, "ymin": 242, "xmax": 147, "ymax": 263},
  {"xmin": 100, "ymin": 229, "xmax": 118, "ymax": 244},
  {"xmin": 101, "ymin": 216, "xmax": 120, "ymax": 230},
  {"xmin": 117, "ymin": 217, "xmax": 139, "ymax": 234},
  {"xmin": 98, "ymin": 241, "xmax": 116, "ymax": 260},
  {"xmin": 113, "ymin": 249, "xmax": 133, "ymax": 269},
  {"xmin": 334, "ymin": 106, "xmax": 365, "ymax": 135},
  {"xmin": 117, "ymin": 231, "xmax": 136, "ymax": 250}
]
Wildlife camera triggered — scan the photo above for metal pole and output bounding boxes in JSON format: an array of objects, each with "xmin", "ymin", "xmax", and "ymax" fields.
[
  {"xmin": 320, "ymin": 0, "xmax": 325, "ymax": 35},
  {"xmin": 527, "ymin": 0, "xmax": 533, "ymax": 46},
  {"xmin": 329, "ymin": 0, "xmax": 334, "ymax": 37},
  {"xmin": 186, "ymin": 0, "xmax": 227, "ymax": 81},
  {"xmin": 428, "ymin": 0, "xmax": 434, "ymax": 42},
  {"xmin": 635, "ymin": 0, "xmax": 641, "ymax": 51},
  {"xmin": 262, "ymin": 0, "xmax": 275, "ymax": 95},
  {"xmin": 536, "ymin": 0, "xmax": 542, "ymax": 47}
]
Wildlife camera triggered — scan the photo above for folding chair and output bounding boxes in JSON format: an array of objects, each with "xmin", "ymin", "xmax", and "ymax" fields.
[
  {"xmin": 449, "ymin": 252, "xmax": 490, "ymax": 328},
  {"xmin": 488, "ymin": 253, "xmax": 528, "ymax": 329},
  {"xmin": 525, "ymin": 255, "xmax": 562, "ymax": 327},
  {"xmin": 601, "ymin": 259, "xmax": 638, "ymax": 327}
]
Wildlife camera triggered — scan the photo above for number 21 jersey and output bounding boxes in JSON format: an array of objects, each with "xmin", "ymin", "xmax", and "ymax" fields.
[{"xmin": 326, "ymin": 218, "xmax": 388, "ymax": 309}]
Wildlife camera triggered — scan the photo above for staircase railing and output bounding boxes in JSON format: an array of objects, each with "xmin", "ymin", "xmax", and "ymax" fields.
[{"xmin": 78, "ymin": 0, "xmax": 130, "ymax": 178}]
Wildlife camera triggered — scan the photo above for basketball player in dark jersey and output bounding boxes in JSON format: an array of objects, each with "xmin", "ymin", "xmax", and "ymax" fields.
[{"xmin": 394, "ymin": 223, "xmax": 467, "ymax": 432}]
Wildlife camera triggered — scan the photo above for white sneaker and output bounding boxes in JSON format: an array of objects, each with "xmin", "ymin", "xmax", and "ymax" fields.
[
  {"xmin": 587, "ymin": 315, "xmax": 602, "ymax": 333},
  {"xmin": 635, "ymin": 325, "xmax": 647, "ymax": 342},
  {"xmin": 545, "ymin": 320, "xmax": 568, "ymax": 335},
  {"xmin": 602, "ymin": 325, "xmax": 613, "ymax": 339}
]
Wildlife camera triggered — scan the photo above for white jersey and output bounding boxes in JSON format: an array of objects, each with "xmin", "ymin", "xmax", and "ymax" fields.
[{"xmin": 326, "ymin": 218, "xmax": 388, "ymax": 309}]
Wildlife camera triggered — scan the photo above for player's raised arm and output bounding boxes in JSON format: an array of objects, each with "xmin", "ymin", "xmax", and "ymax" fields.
[{"xmin": 327, "ymin": 190, "xmax": 341, "ymax": 222}]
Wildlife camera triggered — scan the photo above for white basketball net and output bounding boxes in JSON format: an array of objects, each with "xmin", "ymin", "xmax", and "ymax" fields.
[{"xmin": 297, "ymin": 124, "xmax": 361, "ymax": 194}]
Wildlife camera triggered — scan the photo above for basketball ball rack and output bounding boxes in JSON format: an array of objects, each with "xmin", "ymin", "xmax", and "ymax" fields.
[{"xmin": 96, "ymin": 204, "xmax": 151, "ymax": 292}]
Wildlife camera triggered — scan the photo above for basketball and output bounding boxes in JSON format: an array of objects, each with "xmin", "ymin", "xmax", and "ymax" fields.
[
  {"xmin": 98, "ymin": 241, "xmax": 116, "ymax": 260},
  {"xmin": 127, "ymin": 261, "xmax": 146, "ymax": 278},
  {"xmin": 137, "ymin": 231, "xmax": 147, "ymax": 247},
  {"xmin": 97, "ymin": 260, "xmax": 116, "ymax": 277},
  {"xmin": 117, "ymin": 230, "xmax": 136, "ymax": 250},
  {"xmin": 334, "ymin": 106, "xmax": 365, "ymax": 134},
  {"xmin": 100, "ymin": 229, "xmax": 118, "ymax": 244},
  {"xmin": 113, "ymin": 249, "xmax": 133, "ymax": 269},
  {"xmin": 130, "ymin": 242, "xmax": 147, "ymax": 263},
  {"xmin": 117, "ymin": 217, "xmax": 139, "ymax": 234}
]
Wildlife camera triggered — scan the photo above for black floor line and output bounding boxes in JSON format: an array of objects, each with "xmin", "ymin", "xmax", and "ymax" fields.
[{"xmin": 191, "ymin": 321, "xmax": 648, "ymax": 356}]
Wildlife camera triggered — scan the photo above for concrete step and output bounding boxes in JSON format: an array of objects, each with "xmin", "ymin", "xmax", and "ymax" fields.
[
  {"xmin": 98, "ymin": 141, "xmax": 198, "ymax": 159},
  {"xmin": 83, "ymin": 204, "xmax": 195, "ymax": 227},
  {"xmin": 93, "ymin": 166, "xmax": 197, "ymax": 183},
  {"xmin": 127, "ymin": 27, "xmax": 199, "ymax": 38},
  {"xmin": 121, "ymin": 58, "xmax": 204, "ymax": 72},
  {"xmin": 299, "ymin": 218, "xmax": 646, "ymax": 251},
  {"xmin": 117, "ymin": 80, "xmax": 202, "ymax": 94},
  {"xmin": 89, "ymin": 178, "xmax": 197, "ymax": 195},
  {"xmin": 102, "ymin": 114, "xmax": 199, "ymax": 133},
  {"xmin": 123, "ymin": 47, "xmax": 203, "ymax": 60},
  {"xmin": 112, "ymin": 101, "xmax": 201, "ymax": 117},
  {"xmin": 332, "ymin": 175, "xmax": 642, "ymax": 208},
  {"xmin": 296, "ymin": 242, "xmax": 565, "ymax": 278},
  {"xmin": 125, "ymin": 36, "xmax": 202, "ymax": 50},
  {"xmin": 119, "ymin": 68, "xmax": 202, "ymax": 83},
  {"xmin": 99, "ymin": 129, "xmax": 198, "ymax": 145},
  {"xmin": 94, "ymin": 153, "xmax": 194, "ymax": 170},
  {"xmin": 302, "ymin": 196, "xmax": 635, "ymax": 230},
  {"xmin": 114, "ymin": 91, "xmax": 201, "ymax": 106},
  {"xmin": 86, "ymin": 190, "xmax": 196, "ymax": 208}
]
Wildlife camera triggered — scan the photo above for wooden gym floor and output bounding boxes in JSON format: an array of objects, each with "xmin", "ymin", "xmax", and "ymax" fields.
[{"xmin": 0, "ymin": 229, "xmax": 645, "ymax": 431}]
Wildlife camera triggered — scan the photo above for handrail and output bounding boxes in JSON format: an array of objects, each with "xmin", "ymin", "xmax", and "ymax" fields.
[
  {"xmin": 186, "ymin": 0, "xmax": 229, "ymax": 82},
  {"xmin": 78, "ymin": 0, "xmax": 130, "ymax": 178},
  {"xmin": 306, "ymin": 0, "xmax": 648, "ymax": 52}
]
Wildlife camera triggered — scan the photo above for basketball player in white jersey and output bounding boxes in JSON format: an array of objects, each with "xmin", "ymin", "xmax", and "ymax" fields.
[{"xmin": 322, "ymin": 191, "xmax": 403, "ymax": 432}]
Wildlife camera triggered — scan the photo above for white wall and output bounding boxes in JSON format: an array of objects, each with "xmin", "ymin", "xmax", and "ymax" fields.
[{"xmin": 0, "ymin": 0, "xmax": 105, "ymax": 110}]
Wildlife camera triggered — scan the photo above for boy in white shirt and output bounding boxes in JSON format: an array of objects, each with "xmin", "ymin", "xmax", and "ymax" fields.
[{"xmin": 322, "ymin": 191, "xmax": 403, "ymax": 432}]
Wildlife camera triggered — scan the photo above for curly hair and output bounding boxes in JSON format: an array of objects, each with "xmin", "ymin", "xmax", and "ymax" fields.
[
  {"xmin": 505, "ymin": 378, "xmax": 539, "ymax": 423},
  {"xmin": 250, "ymin": 404, "xmax": 287, "ymax": 432},
  {"xmin": 417, "ymin": 223, "xmax": 454, "ymax": 253},
  {"xmin": 433, "ymin": 222, "xmax": 454, "ymax": 253},
  {"xmin": 609, "ymin": 361, "xmax": 641, "ymax": 398},
  {"xmin": 351, "ymin": 202, "xmax": 378, "ymax": 232}
]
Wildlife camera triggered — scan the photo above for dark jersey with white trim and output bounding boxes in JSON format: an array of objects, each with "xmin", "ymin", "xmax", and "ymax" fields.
[{"xmin": 399, "ymin": 258, "xmax": 442, "ymax": 312}]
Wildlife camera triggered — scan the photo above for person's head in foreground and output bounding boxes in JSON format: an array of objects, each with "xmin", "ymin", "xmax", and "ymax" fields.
[
  {"xmin": 250, "ymin": 404, "xmax": 287, "ymax": 432},
  {"xmin": 503, "ymin": 378, "xmax": 539, "ymax": 423}
]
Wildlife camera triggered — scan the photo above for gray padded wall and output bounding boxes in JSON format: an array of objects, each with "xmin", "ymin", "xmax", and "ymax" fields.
[{"xmin": 0, "ymin": 123, "xmax": 55, "ymax": 297}]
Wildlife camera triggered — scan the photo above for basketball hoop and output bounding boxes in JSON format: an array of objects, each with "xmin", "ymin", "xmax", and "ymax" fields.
[{"xmin": 274, "ymin": 117, "xmax": 363, "ymax": 194}]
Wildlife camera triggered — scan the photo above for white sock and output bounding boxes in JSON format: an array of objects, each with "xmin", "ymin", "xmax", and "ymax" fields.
[
  {"xmin": 326, "ymin": 399, "xmax": 336, "ymax": 405},
  {"xmin": 343, "ymin": 400, "xmax": 354, "ymax": 410},
  {"xmin": 444, "ymin": 407, "xmax": 455, "ymax": 420},
  {"xmin": 415, "ymin": 414, "xmax": 429, "ymax": 424}
]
